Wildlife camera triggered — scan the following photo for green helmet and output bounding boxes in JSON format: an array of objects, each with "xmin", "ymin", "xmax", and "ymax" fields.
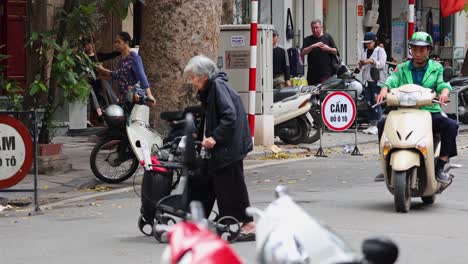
[{"xmin": 409, "ymin": 32, "xmax": 433, "ymax": 47}]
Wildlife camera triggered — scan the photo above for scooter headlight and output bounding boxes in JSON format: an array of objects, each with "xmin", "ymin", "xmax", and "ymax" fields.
[
  {"xmin": 383, "ymin": 139, "xmax": 392, "ymax": 157},
  {"xmin": 416, "ymin": 140, "xmax": 427, "ymax": 158},
  {"xmin": 398, "ymin": 91, "xmax": 420, "ymax": 106}
]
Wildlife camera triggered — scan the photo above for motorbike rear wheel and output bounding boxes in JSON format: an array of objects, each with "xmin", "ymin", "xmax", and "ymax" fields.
[
  {"xmin": 278, "ymin": 117, "xmax": 309, "ymax": 145},
  {"xmin": 394, "ymin": 170, "xmax": 412, "ymax": 213},
  {"xmin": 303, "ymin": 110, "xmax": 322, "ymax": 144},
  {"xmin": 90, "ymin": 137, "xmax": 139, "ymax": 184}
]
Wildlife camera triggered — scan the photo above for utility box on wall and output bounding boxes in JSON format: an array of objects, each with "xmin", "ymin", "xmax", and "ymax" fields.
[{"xmin": 218, "ymin": 24, "xmax": 275, "ymax": 145}]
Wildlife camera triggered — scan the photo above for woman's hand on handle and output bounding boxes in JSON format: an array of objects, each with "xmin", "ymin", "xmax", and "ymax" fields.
[
  {"xmin": 146, "ymin": 94, "xmax": 156, "ymax": 106},
  {"xmin": 145, "ymin": 89, "xmax": 156, "ymax": 106}
]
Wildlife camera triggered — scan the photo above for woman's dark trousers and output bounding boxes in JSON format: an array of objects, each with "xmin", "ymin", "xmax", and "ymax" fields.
[{"xmin": 189, "ymin": 159, "xmax": 253, "ymax": 223}]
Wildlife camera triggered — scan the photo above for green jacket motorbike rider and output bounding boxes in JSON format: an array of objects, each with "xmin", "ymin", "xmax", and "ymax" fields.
[{"xmin": 375, "ymin": 31, "xmax": 458, "ymax": 184}]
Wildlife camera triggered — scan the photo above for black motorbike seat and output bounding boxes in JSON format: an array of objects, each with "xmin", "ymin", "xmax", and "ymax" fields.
[
  {"xmin": 450, "ymin": 76, "xmax": 468, "ymax": 87},
  {"xmin": 320, "ymin": 77, "xmax": 342, "ymax": 90},
  {"xmin": 161, "ymin": 105, "xmax": 202, "ymax": 122},
  {"xmin": 273, "ymin": 86, "xmax": 300, "ymax": 103},
  {"xmin": 160, "ymin": 111, "xmax": 184, "ymax": 121}
]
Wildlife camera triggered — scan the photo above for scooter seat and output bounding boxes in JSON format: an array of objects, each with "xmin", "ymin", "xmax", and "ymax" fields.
[
  {"xmin": 320, "ymin": 77, "xmax": 342, "ymax": 90},
  {"xmin": 161, "ymin": 105, "xmax": 202, "ymax": 122},
  {"xmin": 273, "ymin": 86, "xmax": 300, "ymax": 103},
  {"xmin": 160, "ymin": 111, "xmax": 184, "ymax": 121},
  {"xmin": 184, "ymin": 105, "xmax": 202, "ymax": 116},
  {"xmin": 450, "ymin": 76, "xmax": 468, "ymax": 87}
]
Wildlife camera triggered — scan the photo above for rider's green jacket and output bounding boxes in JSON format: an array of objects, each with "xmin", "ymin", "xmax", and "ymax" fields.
[{"xmin": 382, "ymin": 59, "xmax": 452, "ymax": 113}]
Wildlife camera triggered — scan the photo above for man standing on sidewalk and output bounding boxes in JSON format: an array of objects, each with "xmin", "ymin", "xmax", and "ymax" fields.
[{"xmin": 301, "ymin": 19, "xmax": 338, "ymax": 85}]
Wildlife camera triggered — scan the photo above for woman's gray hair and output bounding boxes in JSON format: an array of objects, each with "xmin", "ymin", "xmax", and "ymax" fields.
[{"xmin": 183, "ymin": 55, "xmax": 219, "ymax": 79}]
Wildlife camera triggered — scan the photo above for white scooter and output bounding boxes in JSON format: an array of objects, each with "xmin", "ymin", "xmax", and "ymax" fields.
[
  {"xmin": 89, "ymin": 94, "xmax": 163, "ymax": 183},
  {"xmin": 126, "ymin": 94, "xmax": 164, "ymax": 161},
  {"xmin": 90, "ymin": 93, "xmax": 199, "ymax": 183},
  {"xmin": 377, "ymin": 84, "xmax": 459, "ymax": 213},
  {"xmin": 273, "ymin": 85, "xmax": 322, "ymax": 144},
  {"xmin": 247, "ymin": 185, "xmax": 399, "ymax": 264}
]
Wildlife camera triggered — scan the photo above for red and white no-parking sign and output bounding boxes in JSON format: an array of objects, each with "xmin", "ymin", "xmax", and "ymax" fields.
[
  {"xmin": 0, "ymin": 114, "xmax": 33, "ymax": 189},
  {"xmin": 321, "ymin": 91, "xmax": 356, "ymax": 132}
]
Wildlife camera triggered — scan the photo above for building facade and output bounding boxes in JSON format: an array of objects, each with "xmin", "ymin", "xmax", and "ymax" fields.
[{"xmin": 259, "ymin": 0, "xmax": 467, "ymax": 75}]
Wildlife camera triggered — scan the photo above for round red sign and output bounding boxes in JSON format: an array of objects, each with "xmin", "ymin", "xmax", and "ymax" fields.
[
  {"xmin": 321, "ymin": 91, "xmax": 357, "ymax": 132},
  {"xmin": 0, "ymin": 114, "xmax": 33, "ymax": 189}
]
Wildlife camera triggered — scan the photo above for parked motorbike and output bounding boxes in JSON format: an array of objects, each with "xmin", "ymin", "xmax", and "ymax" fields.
[
  {"xmin": 89, "ymin": 93, "xmax": 200, "ymax": 183},
  {"xmin": 376, "ymin": 84, "xmax": 460, "ymax": 213},
  {"xmin": 273, "ymin": 85, "xmax": 322, "ymax": 144},
  {"xmin": 442, "ymin": 67, "xmax": 468, "ymax": 124},
  {"xmin": 247, "ymin": 185, "xmax": 399, "ymax": 264}
]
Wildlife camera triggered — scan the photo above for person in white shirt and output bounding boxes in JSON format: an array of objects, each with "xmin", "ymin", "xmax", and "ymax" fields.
[{"xmin": 358, "ymin": 32, "xmax": 387, "ymax": 135}]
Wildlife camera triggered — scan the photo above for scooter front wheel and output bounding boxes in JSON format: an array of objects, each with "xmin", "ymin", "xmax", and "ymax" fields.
[
  {"xmin": 90, "ymin": 137, "xmax": 139, "ymax": 183},
  {"xmin": 278, "ymin": 117, "xmax": 309, "ymax": 145},
  {"xmin": 421, "ymin": 195, "xmax": 436, "ymax": 204},
  {"xmin": 394, "ymin": 170, "xmax": 411, "ymax": 213}
]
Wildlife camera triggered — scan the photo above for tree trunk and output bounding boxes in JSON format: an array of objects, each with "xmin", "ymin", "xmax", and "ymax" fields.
[{"xmin": 140, "ymin": 0, "xmax": 222, "ymax": 132}]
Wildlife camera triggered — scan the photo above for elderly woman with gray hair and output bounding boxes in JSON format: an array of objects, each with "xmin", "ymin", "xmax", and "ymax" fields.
[{"xmin": 183, "ymin": 55, "xmax": 255, "ymax": 241}]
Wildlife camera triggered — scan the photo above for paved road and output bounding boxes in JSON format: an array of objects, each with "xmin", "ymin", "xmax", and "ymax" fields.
[{"xmin": 1, "ymin": 135, "xmax": 468, "ymax": 264}]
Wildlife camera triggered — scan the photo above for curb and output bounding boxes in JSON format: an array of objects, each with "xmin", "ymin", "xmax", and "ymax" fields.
[
  {"xmin": 246, "ymin": 139, "xmax": 377, "ymax": 159},
  {"xmin": 247, "ymin": 127, "xmax": 468, "ymax": 160}
]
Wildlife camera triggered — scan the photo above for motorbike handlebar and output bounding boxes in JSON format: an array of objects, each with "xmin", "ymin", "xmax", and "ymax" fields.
[
  {"xmin": 372, "ymin": 100, "xmax": 387, "ymax": 109},
  {"xmin": 144, "ymin": 97, "xmax": 155, "ymax": 104},
  {"xmin": 372, "ymin": 99, "xmax": 449, "ymax": 109},
  {"xmin": 432, "ymin": 99, "xmax": 449, "ymax": 106}
]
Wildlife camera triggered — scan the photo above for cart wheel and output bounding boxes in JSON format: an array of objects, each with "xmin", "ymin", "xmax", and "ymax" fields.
[
  {"xmin": 153, "ymin": 216, "xmax": 177, "ymax": 243},
  {"xmin": 138, "ymin": 215, "xmax": 153, "ymax": 236},
  {"xmin": 215, "ymin": 216, "xmax": 241, "ymax": 243}
]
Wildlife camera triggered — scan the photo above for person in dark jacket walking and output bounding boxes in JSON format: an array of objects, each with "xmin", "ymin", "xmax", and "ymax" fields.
[{"xmin": 183, "ymin": 55, "xmax": 255, "ymax": 242}]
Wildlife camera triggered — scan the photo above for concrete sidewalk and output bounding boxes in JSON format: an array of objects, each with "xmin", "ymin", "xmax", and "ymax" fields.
[{"xmin": 1, "ymin": 124, "xmax": 467, "ymax": 210}]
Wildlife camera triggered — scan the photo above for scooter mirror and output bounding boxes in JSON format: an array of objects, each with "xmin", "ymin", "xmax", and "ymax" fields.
[
  {"xmin": 337, "ymin": 65, "xmax": 349, "ymax": 77},
  {"xmin": 443, "ymin": 67, "xmax": 454, "ymax": 83},
  {"xmin": 353, "ymin": 68, "xmax": 361, "ymax": 74},
  {"xmin": 370, "ymin": 66, "xmax": 380, "ymax": 82},
  {"xmin": 362, "ymin": 237, "xmax": 398, "ymax": 264}
]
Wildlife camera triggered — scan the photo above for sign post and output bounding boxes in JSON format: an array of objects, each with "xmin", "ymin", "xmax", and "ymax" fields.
[
  {"xmin": 315, "ymin": 90, "xmax": 362, "ymax": 157},
  {"xmin": 0, "ymin": 111, "xmax": 40, "ymax": 212}
]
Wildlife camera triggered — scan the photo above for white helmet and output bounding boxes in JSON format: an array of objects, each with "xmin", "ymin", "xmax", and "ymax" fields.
[
  {"xmin": 104, "ymin": 104, "xmax": 124, "ymax": 117},
  {"xmin": 103, "ymin": 104, "xmax": 126, "ymax": 128},
  {"xmin": 346, "ymin": 80, "xmax": 363, "ymax": 97}
]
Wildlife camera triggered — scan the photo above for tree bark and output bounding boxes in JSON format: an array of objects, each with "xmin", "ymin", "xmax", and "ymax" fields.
[{"xmin": 140, "ymin": 0, "xmax": 222, "ymax": 132}]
